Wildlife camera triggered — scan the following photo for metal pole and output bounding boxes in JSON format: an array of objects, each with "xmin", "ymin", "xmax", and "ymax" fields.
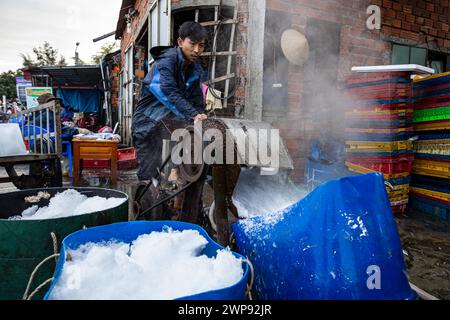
[
  {"xmin": 40, "ymin": 110, "xmax": 43, "ymax": 154},
  {"xmin": 33, "ymin": 111, "xmax": 36, "ymax": 153},
  {"xmin": 100, "ymin": 58, "xmax": 111, "ymax": 126},
  {"xmin": 2, "ymin": 95, "xmax": 6, "ymax": 113},
  {"xmin": 46, "ymin": 108, "xmax": 50, "ymax": 154}
]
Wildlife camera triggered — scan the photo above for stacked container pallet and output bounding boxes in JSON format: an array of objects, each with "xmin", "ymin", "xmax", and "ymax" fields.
[
  {"xmin": 344, "ymin": 70, "xmax": 416, "ymax": 215},
  {"xmin": 411, "ymin": 72, "xmax": 450, "ymax": 220}
]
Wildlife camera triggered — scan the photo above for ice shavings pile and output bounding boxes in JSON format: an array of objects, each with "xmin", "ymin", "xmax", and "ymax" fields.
[
  {"xmin": 10, "ymin": 189, "xmax": 125, "ymax": 220},
  {"xmin": 48, "ymin": 229, "xmax": 244, "ymax": 300},
  {"xmin": 237, "ymin": 205, "xmax": 289, "ymax": 236}
]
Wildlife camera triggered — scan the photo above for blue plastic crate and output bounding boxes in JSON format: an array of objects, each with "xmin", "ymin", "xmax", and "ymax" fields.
[{"xmin": 409, "ymin": 195, "xmax": 450, "ymax": 221}]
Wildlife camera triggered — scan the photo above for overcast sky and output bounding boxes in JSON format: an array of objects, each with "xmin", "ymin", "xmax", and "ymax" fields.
[{"xmin": 0, "ymin": 0, "xmax": 122, "ymax": 73}]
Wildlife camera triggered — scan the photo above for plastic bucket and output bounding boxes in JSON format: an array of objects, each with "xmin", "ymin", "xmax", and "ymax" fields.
[
  {"xmin": 44, "ymin": 221, "xmax": 250, "ymax": 300},
  {"xmin": 232, "ymin": 173, "xmax": 417, "ymax": 300},
  {"xmin": 0, "ymin": 188, "xmax": 129, "ymax": 300}
]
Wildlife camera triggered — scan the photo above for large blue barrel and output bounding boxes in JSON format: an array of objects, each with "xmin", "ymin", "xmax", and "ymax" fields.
[
  {"xmin": 44, "ymin": 221, "xmax": 250, "ymax": 300},
  {"xmin": 232, "ymin": 173, "xmax": 417, "ymax": 300}
]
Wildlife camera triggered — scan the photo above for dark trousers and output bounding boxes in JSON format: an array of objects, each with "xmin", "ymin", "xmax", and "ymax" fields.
[{"xmin": 133, "ymin": 121, "xmax": 171, "ymax": 181}]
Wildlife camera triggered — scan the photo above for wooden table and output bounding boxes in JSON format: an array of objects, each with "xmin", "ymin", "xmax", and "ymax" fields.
[{"xmin": 72, "ymin": 139, "xmax": 119, "ymax": 186}]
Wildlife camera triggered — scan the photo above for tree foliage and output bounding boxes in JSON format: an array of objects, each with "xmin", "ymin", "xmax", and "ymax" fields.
[
  {"xmin": 91, "ymin": 42, "xmax": 119, "ymax": 65},
  {"xmin": 0, "ymin": 70, "xmax": 22, "ymax": 99},
  {"xmin": 21, "ymin": 42, "xmax": 67, "ymax": 67}
]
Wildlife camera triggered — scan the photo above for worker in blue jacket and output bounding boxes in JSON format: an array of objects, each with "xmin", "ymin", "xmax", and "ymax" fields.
[{"xmin": 132, "ymin": 21, "xmax": 209, "ymax": 181}]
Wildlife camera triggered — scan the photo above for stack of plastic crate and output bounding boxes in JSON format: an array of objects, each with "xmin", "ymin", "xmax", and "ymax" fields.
[
  {"xmin": 410, "ymin": 72, "xmax": 450, "ymax": 220},
  {"xmin": 344, "ymin": 71, "xmax": 415, "ymax": 215}
]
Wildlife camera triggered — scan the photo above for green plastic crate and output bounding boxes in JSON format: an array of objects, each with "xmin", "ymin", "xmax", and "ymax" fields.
[{"xmin": 413, "ymin": 106, "xmax": 450, "ymax": 123}]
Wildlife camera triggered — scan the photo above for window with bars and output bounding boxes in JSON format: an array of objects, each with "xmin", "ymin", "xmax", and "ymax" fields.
[
  {"xmin": 172, "ymin": 5, "xmax": 238, "ymax": 117},
  {"xmin": 392, "ymin": 44, "xmax": 450, "ymax": 73}
]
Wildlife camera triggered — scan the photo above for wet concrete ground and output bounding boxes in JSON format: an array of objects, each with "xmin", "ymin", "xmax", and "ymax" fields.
[
  {"xmin": 1, "ymin": 165, "xmax": 449, "ymax": 299},
  {"xmin": 397, "ymin": 213, "xmax": 450, "ymax": 300}
]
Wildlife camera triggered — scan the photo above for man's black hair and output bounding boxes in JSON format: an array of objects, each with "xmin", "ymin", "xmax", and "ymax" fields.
[{"xmin": 179, "ymin": 21, "xmax": 207, "ymax": 42}]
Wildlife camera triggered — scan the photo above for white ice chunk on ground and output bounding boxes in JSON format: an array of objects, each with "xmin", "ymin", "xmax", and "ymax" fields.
[
  {"xmin": 11, "ymin": 189, "xmax": 126, "ymax": 220},
  {"xmin": 48, "ymin": 229, "xmax": 244, "ymax": 300}
]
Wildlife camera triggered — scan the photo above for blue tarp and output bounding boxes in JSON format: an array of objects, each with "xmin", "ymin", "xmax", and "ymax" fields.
[
  {"xmin": 232, "ymin": 173, "xmax": 417, "ymax": 300},
  {"xmin": 56, "ymin": 89, "xmax": 101, "ymax": 113}
]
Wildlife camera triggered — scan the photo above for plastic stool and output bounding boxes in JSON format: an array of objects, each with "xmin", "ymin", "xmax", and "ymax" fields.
[{"xmin": 62, "ymin": 140, "xmax": 73, "ymax": 177}]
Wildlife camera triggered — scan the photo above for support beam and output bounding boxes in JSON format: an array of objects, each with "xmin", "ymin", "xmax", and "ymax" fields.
[{"xmin": 245, "ymin": 0, "xmax": 266, "ymax": 121}]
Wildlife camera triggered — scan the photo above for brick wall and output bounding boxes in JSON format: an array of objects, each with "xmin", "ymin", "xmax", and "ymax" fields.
[
  {"xmin": 260, "ymin": 0, "xmax": 450, "ymax": 183},
  {"xmin": 111, "ymin": 69, "xmax": 120, "ymax": 111},
  {"xmin": 120, "ymin": 0, "xmax": 151, "ymax": 68},
  {"xmin": 116, "ymin": 0, "xmax": 450, "ymax": 184},
  {"xmin": 377, "ymin": 0, "xmax": 450, "ymax": 48},
  {"xmin": 264, "ymin": 0, "xmax": 391, "ymax": 182}
]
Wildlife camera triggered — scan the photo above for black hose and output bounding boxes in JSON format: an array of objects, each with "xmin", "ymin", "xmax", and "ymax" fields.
[{"xmin": 137, "ymin": 180, "xmax": 194, "ymax": 219}]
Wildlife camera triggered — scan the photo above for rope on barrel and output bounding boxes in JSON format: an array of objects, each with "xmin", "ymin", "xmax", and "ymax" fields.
[
  {"xmin": 23, "ymin": 232, "xmax": 60, "ymax": 300},
  {"xmin": 27, "ymin": 278, "xmax": 55, "ymax": 300},
  {"xmin": 51, "ymin": 232, "xmax": 58, "ymax": 264},
  {"xmin": 242, "ymin": 258, "xmax": 255, "ymax": 301},
  {"xmin": 23, "ymin": 253, "xmax": 60, "ymax": 300}
]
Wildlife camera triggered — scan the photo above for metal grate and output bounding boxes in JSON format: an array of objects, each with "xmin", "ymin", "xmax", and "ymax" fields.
[{"xmin": 196, "ymin": 5, "xmax": 239, "ymax": 115}]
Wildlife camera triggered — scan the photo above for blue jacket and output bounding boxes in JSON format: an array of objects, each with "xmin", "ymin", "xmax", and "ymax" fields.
[{"xmin": 132, "ymin": 46, "xmax": 207, "ymax": 137}]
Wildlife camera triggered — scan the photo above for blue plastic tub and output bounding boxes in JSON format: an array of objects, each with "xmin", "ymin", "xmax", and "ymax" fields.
[
  {"xmin": 232, "ymin": 173, "xmax": 417, "ymax": 300},
  {"xmin": 44, "ymin": 221, "xmax": 250, "ymax": 300}
]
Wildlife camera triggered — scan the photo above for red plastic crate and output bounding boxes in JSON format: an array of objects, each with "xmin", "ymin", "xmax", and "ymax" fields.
[
  {"xmin": 414, "ymin": 82, "xmax": 450, "ymax": 96},
  {"xmin": 118, "ymin": 148, "xmax": 138, "ymax": 170},
  {"xmin": 118, "ymin": 148, "xmax": 137, "ymax": 161},
  {"xmin": 348, "ymin": 102, "xmax": 411, "ymax": 113},
  {"xmin": 347, "ymin": 154, "xmax": 415, "ymax": 163},
  {"xmin": 414, "ymin": 96, "xmax": 450, "ymax": 109},
  {"xmin": 346, "ymin": 160, "xmax": 414, "ymax": 175},
  {"xmin": 81, "ymin": 148, "xmax": 138, "ymax": 170},
  {"xmin": 23, "ymin": 140, "xmax": 30, "ymax": 151},
  {"xmin": 118, "ymin": 158, "xmax": 139, "ymax": 170},
  {"xmin": 346, "ymin": 72, "xmax": 412, "ymax": 84},
  {"xmin": 346, "ymin": 112, "xmax": 413, "ymax": 121},
  {"xmin": 347, "ymin": 83, "xmax": 412, "ymax": 100}
]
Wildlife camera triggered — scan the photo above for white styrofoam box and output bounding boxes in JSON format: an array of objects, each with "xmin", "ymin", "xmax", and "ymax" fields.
[
  {"xmin": 0, "ymin": 123, "xmax": 28, "ymax": 157},
  {"xmin": 351, "ymin": 64, "xmax": 435, "ymax": 75}
]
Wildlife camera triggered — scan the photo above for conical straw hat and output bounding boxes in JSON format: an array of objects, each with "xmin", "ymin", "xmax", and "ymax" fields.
[{"xmin": 281, "ymin": 29, "xmax": 310, "ymax": 66}]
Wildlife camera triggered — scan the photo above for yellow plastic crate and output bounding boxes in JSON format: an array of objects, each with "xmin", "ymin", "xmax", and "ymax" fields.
[
  {"xmin": 413, "ymin": 160, "xmax": 450, "ymax": 172},
  {"xmin": 414, "ymin": 141, "xmax": 450, "ymax": 156},
  {"xmin": 389, "ymin": 194, "xmax": 410, "ymax": 202},
  {"xmin": 410, "ymin": 187, "xmax": 450, "ymax": 202},
  {"xmin": 346, "ymin": 140, "xmax": 413, "ymax": 152},
  {"xmin": 411, "ymin": 168, "xmax": 450, "ymax": 179},
  {"xmin": 413, "ymin": 71, "xmax": 450, "ymax": 83},
  {"xmin": 386, "ymin": 183, "xmax": 410, "ymax": 192},
  {"xmin": 414, "ymin": 121, "xmax": 450, "ymax": 131},
  {"xmin": 346, "ymin": 109, "xmax": 413, "ymax": 116},
  {"xmin": 387, "ymin": 189, "xmax": 410, "ymax": 198}
]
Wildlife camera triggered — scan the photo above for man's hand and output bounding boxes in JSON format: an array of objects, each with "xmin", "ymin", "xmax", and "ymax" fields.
[{"xmin": 192, "ymin": 114, "xmax": 208, "ymax": 122}]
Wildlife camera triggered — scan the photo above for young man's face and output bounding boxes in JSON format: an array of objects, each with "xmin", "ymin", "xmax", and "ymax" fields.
[{"xmin": 178, "ymin": 37, "xmax": 205, "ymax": 64}]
